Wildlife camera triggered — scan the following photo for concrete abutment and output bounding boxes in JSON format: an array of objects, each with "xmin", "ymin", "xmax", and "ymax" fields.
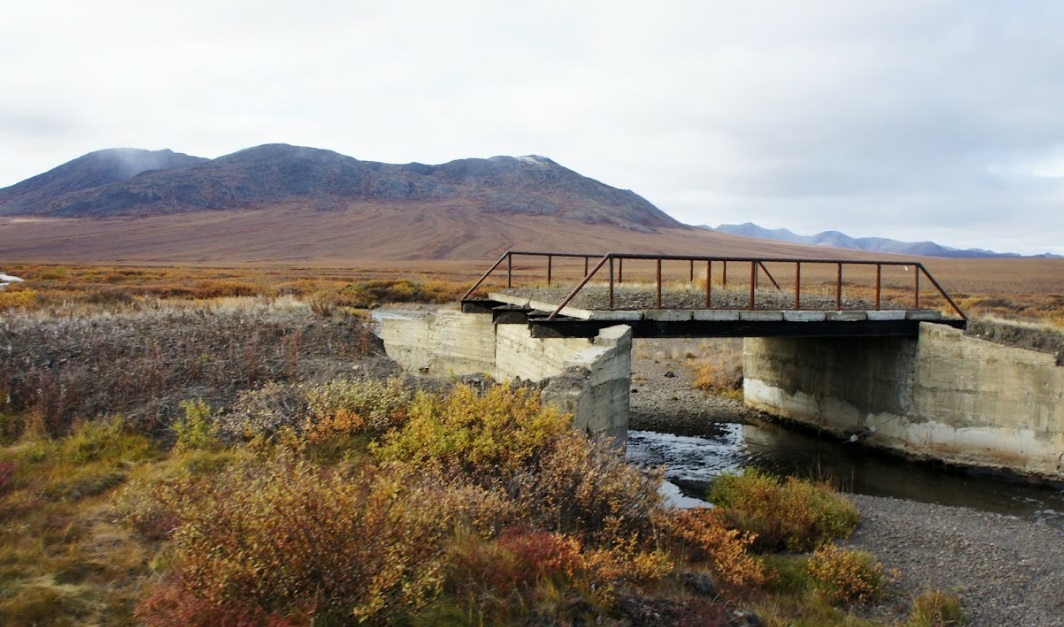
[
  {"xmin": 379, "ymin": 310, "xmax": 630, "ymax": 446},
  {"xmin": 744, "ymin": 322, "xmax": 1064, "ymax": 481}
]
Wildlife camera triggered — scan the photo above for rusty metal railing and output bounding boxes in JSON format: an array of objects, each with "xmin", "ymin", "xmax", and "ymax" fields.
[{"xmin": 461, "ymin": 250, "xmax": 967, "ymax": 321}]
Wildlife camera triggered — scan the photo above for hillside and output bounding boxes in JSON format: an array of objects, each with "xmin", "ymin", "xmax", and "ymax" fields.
[{"xmin": 0, "ymin": 144, "xmax": 861, "ymax": 265}]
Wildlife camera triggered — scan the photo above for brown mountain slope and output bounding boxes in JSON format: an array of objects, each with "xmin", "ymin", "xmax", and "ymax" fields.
[
  {"xmin": 0, "ymin": 201, "xmax": 837, "ymax": 266},
  {"xmin": 5, "ymin": 202, "xmax": 1061, "ymax": 303}
]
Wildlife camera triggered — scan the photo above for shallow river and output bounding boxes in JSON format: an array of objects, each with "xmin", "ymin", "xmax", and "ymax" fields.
[{"xmin": 627, "ymin": 421, "xmax": 1064, "ymax": 533}]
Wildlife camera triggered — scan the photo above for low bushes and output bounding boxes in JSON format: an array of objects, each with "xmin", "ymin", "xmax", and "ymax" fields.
[
  {"xmin": 0, "ymin": 308, "xmax": 381, "ymax": 439},
  {"xmin": 806, "ymin": 544, "xmax": 889, "ymax": 606},
  {"xmin": 124, "ymin": 383, "xmax": 676, "ymax": 624},
  {"xmin": 135, "ymin": 458, "xmax": 456, "ymax": 624},
  {"xmin": 708, "ymin": 468, "xmax": 860, "ymax": 552},
  {"xmin": 907, "ymin": 589, "xmax": 967, "ymax": 626}
]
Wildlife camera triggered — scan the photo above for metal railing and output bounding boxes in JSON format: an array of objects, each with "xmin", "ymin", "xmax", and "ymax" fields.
[{"xmin": 462, "ymin": 250, "xmax": 967, "ymax": 321}]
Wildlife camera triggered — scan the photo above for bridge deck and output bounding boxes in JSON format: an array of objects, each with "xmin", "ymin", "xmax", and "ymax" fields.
[
  {"xmin": 461, "ymin": 250, "xmax": 968, "ymax": 339},
  {"xmin": 464, "ymin": 293, "xmax": 965, "ymax": 339}
]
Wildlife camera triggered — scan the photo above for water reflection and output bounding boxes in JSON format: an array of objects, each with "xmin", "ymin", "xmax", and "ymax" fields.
[{"xmin": 628, "ymin": 421, "xmax": 1064, "ymax": 533}]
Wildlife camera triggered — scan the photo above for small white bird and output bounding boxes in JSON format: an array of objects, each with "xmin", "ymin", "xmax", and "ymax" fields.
[{"xmin": 847, "ymin": 426, "xmax": 877, "ymax": 443}]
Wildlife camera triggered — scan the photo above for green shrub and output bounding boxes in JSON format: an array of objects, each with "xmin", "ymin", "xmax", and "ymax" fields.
[
  {"xmin": 807, "ymin": 544, "xmax": 888, "ymax": 606},
  {"xmin": 708, "ymin": 469, "xmax": 860, "ymax": 552},
  {"xmin": 907, "ymin": 590, "xmax": 967, "ymax": 626},
  {"xmin": 58, "ymin": 418, "xmax": 157, "ymax": 465},
  {"xmin": 373, "ymin": 385, "xmax": 570, "ymax": 478},
  {"xmin": 174, "ymin": 399, "xmax": 218, "ymax": 451}
]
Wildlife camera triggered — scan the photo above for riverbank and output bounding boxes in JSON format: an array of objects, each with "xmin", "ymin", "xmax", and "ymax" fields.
[
  {"xmin": 629, "ymin": 338, "xmax": 1064, "ymax": 626},
  {"xmin": 847, "ymin": 494, "xmax": 1064, "ymax": 626}
]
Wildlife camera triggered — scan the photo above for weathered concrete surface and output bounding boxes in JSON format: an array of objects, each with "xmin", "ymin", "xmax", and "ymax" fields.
[
  {"xmin": 744, "ymin": 322, "xmax": 1064, "ymax": 480},
  {"xmin": 376, "ymin": 309, "xmax": 495, "ymax": 376},
  {"xmin": 380, "ymin": 310, "xmax": 631, "ymax": 445}
]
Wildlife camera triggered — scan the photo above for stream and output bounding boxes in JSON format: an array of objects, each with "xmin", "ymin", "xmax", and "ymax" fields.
[{"xmin": 627, "ymin": 420, "xmax": 1064, "ymax": 533}]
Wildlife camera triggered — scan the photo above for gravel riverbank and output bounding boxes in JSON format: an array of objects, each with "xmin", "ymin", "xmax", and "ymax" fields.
[{"xmin": 629, "ymin": 338, "xmax": 1064, "ymax": 626}]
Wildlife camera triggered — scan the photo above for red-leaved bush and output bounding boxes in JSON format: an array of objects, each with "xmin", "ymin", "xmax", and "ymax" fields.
[{"xmin": 0, "ymin": 460, "xmax": 15, "ymax": 494}]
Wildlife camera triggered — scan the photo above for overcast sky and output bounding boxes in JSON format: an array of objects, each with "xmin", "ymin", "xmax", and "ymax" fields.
[{"xmin": 3, "ymin": 1, "xmax": 1063, "ymax": 255}]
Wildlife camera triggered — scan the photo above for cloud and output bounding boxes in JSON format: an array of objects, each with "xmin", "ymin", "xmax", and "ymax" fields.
[{"xmin": 1, "ymin": 0, "xmax": 1063, "ymax": 254}]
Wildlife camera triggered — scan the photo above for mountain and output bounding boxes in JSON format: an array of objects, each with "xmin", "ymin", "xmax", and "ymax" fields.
[
  {"xmin": 0, "ymin": 148, "xmax": 207, "ymax": 213},
  {"xmin": 709, "ymin": 222, "xmax": 1056, "ymax": 259},
  {"xmin": 0, "ymin": 144, "xmax": 682, "ymax": 233},
  {"xmin": 0, "ymin": 144, "xmax": 753, "ymax": 264}
]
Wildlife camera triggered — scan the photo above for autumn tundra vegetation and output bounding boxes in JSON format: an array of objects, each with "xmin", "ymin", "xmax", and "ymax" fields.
[{"xmin": 0, "ymin": 262, "xmax": 1021, "ymax": 625}]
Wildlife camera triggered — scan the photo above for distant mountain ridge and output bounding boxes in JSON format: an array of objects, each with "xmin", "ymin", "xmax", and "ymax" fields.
[
  {"xmin": 711, "ymin": 222, "xmax": 1061, "ymax": 259},
  {"xmin": 0, "ymin": 144, "xmax": 683, "ymax": 233}
]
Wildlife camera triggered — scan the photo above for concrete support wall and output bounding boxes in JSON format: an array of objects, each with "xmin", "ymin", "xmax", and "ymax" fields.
[
  {"xmin": 379, "ymin": 311, "xmax": 630, "ymax": 445},
  {"xmin": 376, "ymin": 310, "xmax": 496, "ymax": 376},
  {"xmin": 744, "ymin": 323, "xmax": 1064, "ymax": 480}
]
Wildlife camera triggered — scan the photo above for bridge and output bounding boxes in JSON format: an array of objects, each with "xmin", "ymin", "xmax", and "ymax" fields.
[
  {"xmin": 382, "ymin": 250, "xmax": 1061, "ymax": 483},
  {"xmin": 460, "ymin": 250, "xmax": 967, "ymax": 338}
]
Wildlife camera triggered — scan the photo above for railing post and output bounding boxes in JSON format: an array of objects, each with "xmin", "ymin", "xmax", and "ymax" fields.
[
  {"xmin": 461, "ymin": 249, "xmax": 512, "ymax": 300},
  {"xmin": 836, "ymin": 262, "xmax": 843, "ymax": 310},
  {"xmin": 875, "ymin": 264, "xmax": 882, "ymax": 310},
  {"xmin": 723, "ymin": 260, "xmax": 728, "ymax": 287},
  {"xmin": 656, "ymin": 258, "xmax": 662, "ymax": 308},
  {"xmin": 795, "ymin": 261, "xmax": 801, "ymax": 310},
  {"xmin": 914, "ymin": 266, "xmax": 920, "ymax": 309},
  {"xmin": 547, "ymin": 255, "xmax": 552, "ymax": 287},
  {"xmin": 507, "ymin": 253, "xmax": 513, "ymax": 289},
  {"xmin": 689, "ymin": 259, "xmax": 694, "ymax": 282},
  {"xmin": 584, "ymin": 256, "xmax": 589, "ymax": 276},
  {"xmin": 609, "ymin": 256, "xmax": 615, "ymax": 309},
  {"xmin": 705, "ymin": 259, "xmax": 712, "ymax": 308},
  {"xmin": 618, "ymin": 257, "xmax": 624, "ymax": 284},
  {"xmin": 749, "ymin": 262, "xmax": 756, "ymax": 309},
  {"xmin": 918, "ymin": 264, "xmax": 967, "ymax": 320}
]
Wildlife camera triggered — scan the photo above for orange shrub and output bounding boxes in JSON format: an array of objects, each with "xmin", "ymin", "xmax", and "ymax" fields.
[
  {"xmin": 445, "ymin": 526, "xmax": 583, "ymax": 600},
  {"xmin": 670, "ymin": 508, "xmax": 765, "ymax": 588},
  {"xmin": 303, "ymin": 377, "xmax": 411, "ymax": 441},
  {"xmin": 139, "ymin": 458, "xmax": 454, "ymax": 623}
]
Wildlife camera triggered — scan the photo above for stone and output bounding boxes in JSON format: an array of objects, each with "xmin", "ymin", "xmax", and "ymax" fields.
[{"xmin": 680, "ymin": 570, "xmax": 717, "ymax": 596}]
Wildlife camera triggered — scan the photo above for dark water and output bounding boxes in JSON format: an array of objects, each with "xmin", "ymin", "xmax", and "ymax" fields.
[{"xmin": 627, "ymin": 422, "xmax": 1064, "ymax": 533}]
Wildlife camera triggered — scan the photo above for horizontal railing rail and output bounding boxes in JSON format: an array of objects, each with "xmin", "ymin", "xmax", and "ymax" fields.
[{"xmin": 461, "ymin": 250, "xmax": 967, "ymax": 321}]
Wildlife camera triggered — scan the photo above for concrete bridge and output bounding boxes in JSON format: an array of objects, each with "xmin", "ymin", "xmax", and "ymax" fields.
[{"xmin": 382, "ymin": 251, "xmax": 1063, "ymax": 483}]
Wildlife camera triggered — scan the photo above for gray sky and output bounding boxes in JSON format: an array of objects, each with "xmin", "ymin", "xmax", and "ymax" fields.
[{"xmin": 3, "ymin": 1, "xmax": 1063, "ymax": 255}]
